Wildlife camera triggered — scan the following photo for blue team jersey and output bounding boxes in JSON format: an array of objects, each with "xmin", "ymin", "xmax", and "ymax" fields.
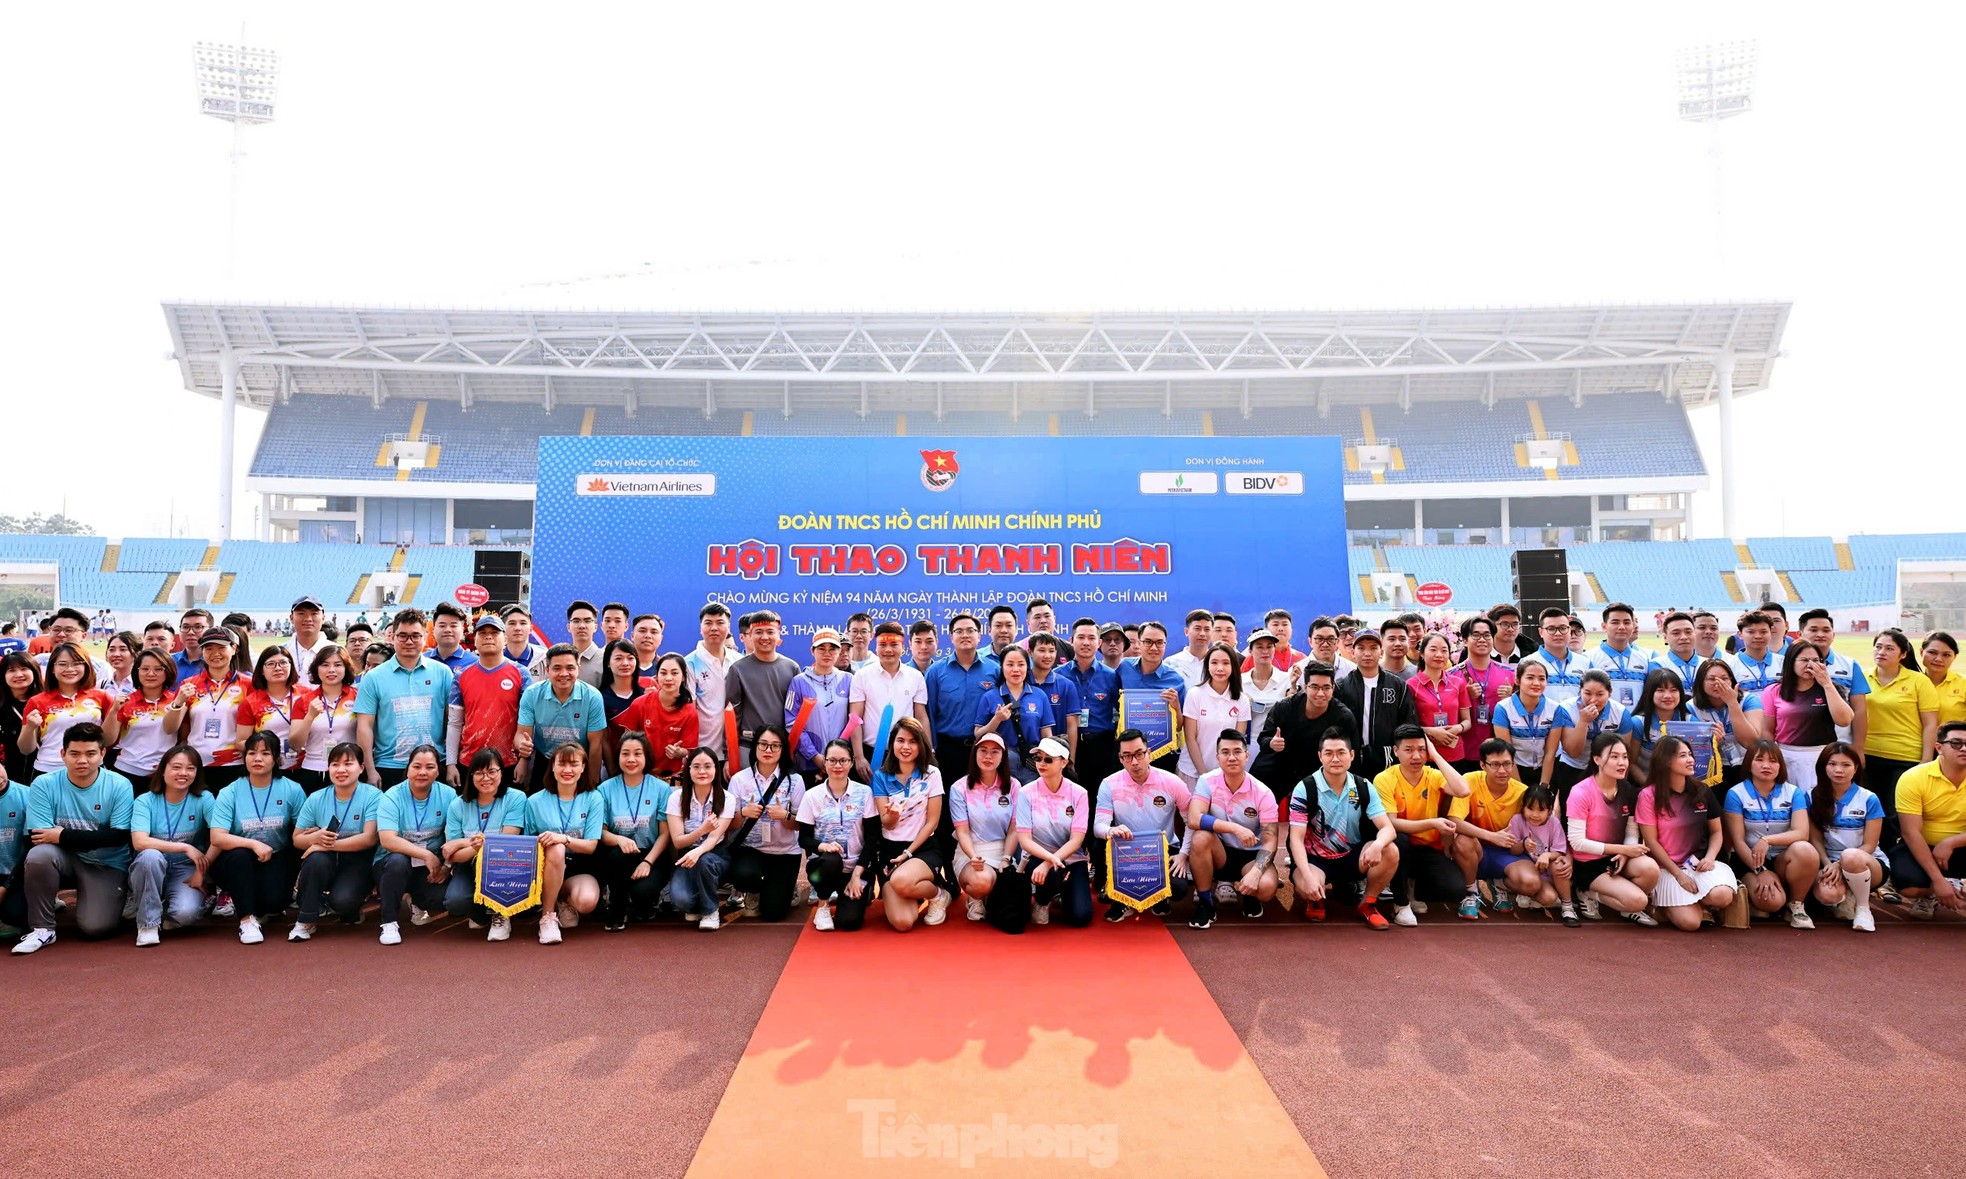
[
  {"xmin": 377, "ymin": 781, "xmax": 451, "ymax": 861},
  {"xmin": 526, "ymin": 789, "xmax": 604, "ymax": 840},
  {"xmin": 211, "ymin": 777, "xmax": 307, "ymax": 853},
  {"xmin": 1494, "ymin": 695, "xmax": 1573, "ymax": 770},
  {"xmin": 444, "ymin": 791, "xmax": 529, "ymax": 840},
  {"xmin": 27, "ymin": 770, "xmax": 136, "ymax": 870},
  {"xmin": 295, "ymin": 782, "xmax": 384, "ymax": 835},
  {"xmin": 131, "ymin": 791, "xmax": 214, "ymax": 861},
  {"xmin": 598, "ymin": 774, "xmax": 673, "ymax": 853}
]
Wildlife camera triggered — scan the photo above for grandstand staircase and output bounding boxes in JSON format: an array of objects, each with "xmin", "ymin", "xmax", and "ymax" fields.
[
  {"xmin": 390, "ymin": 546, "xmax": 408, "ymax": 571},
  {"xmin": 100, "ymin": 543, "xmax": 120, "ymax": 572},
  {"xmin": 349, "ymin": 573, "xmax": 371, "ymax": 606},
  {"xmin": 154, "ymin": 572, "xmax": 181, "ymax": 606},
  {"xmin": 401, "ymin": 574, "xmax": 422, "ymax": 603},
  {"xmin": 1720, "ymin": 571, "xmax": 1747, "ymax": 604},
  {"xmin": 1777, "ymin": 572, "xmax": 1801, "ymax": 601},
  {"xmin": 198, "ymin": 544, "xmax": 220, "ymax": 570},
  {"xmin": 1581, "ymin": 573, "xmax": 1607, "ymax": 605},
  {"xmin": 212, "ymin": 572, "xmax": 237, "ymax": 604},
  {"xmin": 1835, "ymin": 542, "xmax": 1855, "ymax": 571}
]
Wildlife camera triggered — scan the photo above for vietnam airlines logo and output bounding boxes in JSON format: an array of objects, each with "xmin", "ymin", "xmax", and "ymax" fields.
[
  {"xmin": 919, "ymin": 449, "xmax": 959, "ymax": 492},
  {"xmin": 587, "ymin": 477, "xmax": 610, "ymax": 492}
]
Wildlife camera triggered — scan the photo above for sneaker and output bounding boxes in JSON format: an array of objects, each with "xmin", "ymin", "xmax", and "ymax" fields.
[
  {"xmin": 1239, "ymin": 894, "xmax": 1264, "ymax": 919},
  {"xmin": 1188, "ymin": 899, "xmax": 1215, "ymax": 929},
  {"xmin": 1786, "ymin": 906, "xmax": 1815, "ymax": 931},
  {"xmin": 682, "ymin": 912, "xmax": 703, "ymax": 923},
  {"xmin": 1304, "ymin": 898, "xmax": 1326, "ymax": 922},
  {"xmin": 238, "ymin": 917, "xmax": 264, "ymax": 945},
  {"xmin": 813, "ymin": 904, "xmax": 835, "ymax": 932},
  {"xmin": 379, "ymin": 922, "xmax": 402, "ymax": 946},
  {"xmin": 1214, "ymin": 882, "xmax": 1236, "ymax": 904},
  {"xmin": 1103, "ymin": 904, "xmax": 1130, "ymax": 924},
  {"xmin": 1851, "ymin": 909, "xmax": 1875, "ymax": 933},
  {"xmin": 488, "ymin": 916, "xmax": 511, "ymax": 942},
  {"xmin": 1909, "ymin": 897, "xmax": 1938, "ymax": 920},
  {"xmin": 409, "ymin": 904, "xmax": 436, "ymax": 927},
  {"xmin": 1030, "ymin": 900, "xmax": 1052, "ymax": 926},
  {"xmin": 12, "ymin": 928, "xmax": 56, "ymax": 955},
  {"xmin": 604, "ymin": 917, "xmax": 627, "ymax": 932},
  {"xmin": 1457, "ymin": 894, "xmax": 1482, "ymax": 920},
  {"xmin": 556, "ymin": 903, "xmax": 580, "ymax": 929},
  {"xmin": 122, "ymin": 893, "xmax": 138, "ymax": 921},
  {"xmin": 136, "ymin": 926, "xmax": 160, "ymax": 948},
  {"xmin": 1831, "ymin": 895, "xmax": 1857, "ymax": 921},
  {"xmin": 1392, "ymin": 905, "xmax": 1418, "ymax": 927},
  {"xmin": 1878, "ymin": 882, "xmax": 1902, "ymax": 904},
  {"xmin": 287, "ymin": 923, "xmax": 315, "ymax": 942},
  {"xmin": 1410, "ymin": 899, "xmax": 1429, "ymax": 915},
  {"xmin": 965, "ymin": 895, "xmax": 986, "ymax": 922},
  {"xmin": 1560, "ymin": 903, "xmax": 1581, "ymax": 928},
  {"xmin": 923, "ymin": 889, "xmax": 952, "ymax": 927},
  {"xmin": 1357, "ymin": 902, "xmax": 1389, "ymax": 930},
  {"xmin": 213, "ymin": 892, "xmax": 236, "ymax": 918},
  {"xmin": 1150, "ymin": 899, "xmax": 1172, "ymax": 916},
  {"xmin": 1492, "ymin": 888, "xmax": 1514, "ymax": 912},
  {"xmin": 698, "ymin": 910, "xmax": 721, "ymax": 931},
  {"xmin": 538, "ymin": 913, "xmax": 562, "ymax": 945},
  {"xmin": 1618, "ymin": 909, "xmax": 1659, "ymax": 928},
  {"xmin": 1580, "ymin": 894, "xmax": 1602, "ymax": 921}
]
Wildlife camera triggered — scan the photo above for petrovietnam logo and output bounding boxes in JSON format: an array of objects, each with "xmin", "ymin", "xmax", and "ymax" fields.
[
  {"xmin": 577, "ymin": 473, "xmax": 717, "ymax": 497},
  {"xmin": 919, "ymin": 449, "xmax": 959, "ymax": 492}
]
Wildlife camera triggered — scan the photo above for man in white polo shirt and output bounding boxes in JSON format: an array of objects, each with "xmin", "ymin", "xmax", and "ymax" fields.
[
  {"xmin": 283, "ymin": 596, "xmax": 335, "ymax": 685},
  {"xmin": 848, "ymin": 621, "xmax": 930, "ymax": 779}
]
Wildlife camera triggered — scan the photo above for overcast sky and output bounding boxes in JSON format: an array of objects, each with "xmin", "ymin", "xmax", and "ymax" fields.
[{"xmin": 4, "ymin": 2, "xmax": 1960, "ymax": 541}]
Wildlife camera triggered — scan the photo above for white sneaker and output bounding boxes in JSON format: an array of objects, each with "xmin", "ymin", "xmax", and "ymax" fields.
[
  {"xmin": 1392, "ymin": 905, "xmax": 1418, "ymax": 928},
  {"xmin": 698, "ymin": 910, "xmax": 721, "ymax": 931},
  {"xmin": 1786, "ymin": 906, "xmax": 1815, "ymax": 930},
  {"xmin": 1618, "ymin": 909, "xmax": 1659, "ymax": 928},
  {"xmin": 468, "ymin": 917, "xmax": 487, "ymax": 930},
  {"xmin": 924, "ymin": 889, "xmax": 952, "ymax": 926},
  {"xmin": 11, "ymin": 928, "xmax": 55, "ymax": 955},
  {"xmin": 379, "ymin": 922, "xmax": 402, "ymax": 946},
  {"xmin": 213, "ymin": 895, "xmax": 236, "ymax": 918},
  {"xmin": 1851, "ymin": 909, "xmax": 1875, "ymax": 933},
  {"xmin": 488, "ymin": 916, "xmax": 511, "ymax": 942},
  {"xmin": 1910, "ymin": 897, "xmax": 1938, "ymax": 920},
  {"xmin": 556, "ymin": 902, "xmax": 580, "ymax": 929},
  {"xmin": 1410, "ymin": 899, "xmax": 1429, "ymax": 915},
  {"xmin": 965, "ymin": 895, "xmax": 987, "ymax": 922},
  {"xmin": 136, "ymin": 927, "xmax": 160, "ymax": 948},
  {"xmin": 1030, "ymin": 900, "xmax": 1052, "ymax": 925},
  {"xmin": 122, "ymin": 893, "xmax": 138, "ymax": 921},
  {"xmin": 238, "ymin": 917, "xmax": 263, "ymax": 944},
  {"xmin": 1580, "ymin": 894, "xmax": 1602, "ymax": 921},
  {"xmin": 287, "ymin": 922, "xmax": 315, "ymax": 942},
  {"xmin": 1831, "ymin": 895, "xmax": 1857, "ymax": 921},
  {"xmin": 812, "ymin": 904, "xmax": 834, "ymax": 932},
  {"xmin": 538, "ymin": 913, "xmax": 562, "ymax": 944},
  {"xmin": 1214, "ymin": 882, "xmax": 1236, "ymax": 903},
  {"xmin": 409, "ymin": 904, "xmax": 435, "ymax": 926}
]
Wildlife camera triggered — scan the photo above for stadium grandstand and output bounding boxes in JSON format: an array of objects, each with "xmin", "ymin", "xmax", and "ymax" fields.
[{"xmin": 4, "ymin": 299, "xmax": 1943, "ymax": 625}]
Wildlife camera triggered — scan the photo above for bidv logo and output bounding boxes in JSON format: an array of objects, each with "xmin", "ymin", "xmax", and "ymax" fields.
[
  {"xmin": 919, "ymin": 449, "xmax": 959, "ymax": 492},
  {"xmin": 1226, "ymin": 471, "xmax": 1302, "ymax": 495}
]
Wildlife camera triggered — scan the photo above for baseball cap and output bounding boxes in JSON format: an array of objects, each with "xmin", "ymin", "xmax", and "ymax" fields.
[
  {"xmin": 974, "ymin": 731, "xmax": 1007, "ymax": 750},
  {"xmin": 1245, "ymin": 629, "xmax": 1278, "ymax": 646},
  {"xmin": 810, "ymin": 627, "xmax": 843, "ymax": 648},
  {"xmin": 199, "ymin": 629, "xmax": 235, "ymax": 647},
  {"xmin": 1351, "ymin": 627, "xmax": 1383, "ymax": 646},
  {"xmin": 290, "ymin": 595, "xmax": 324, "ymax": 611},
  {"xmin": 1034, "ymin": 737, "xmax": 1070, "ymax": 761},
  {"xmin": 473, "ymin": 615, "xmax": 504, "ymax": 634},
  {"xmin": 1098, "ymin": 621, "xmax": 1126, "ymax": 637}
]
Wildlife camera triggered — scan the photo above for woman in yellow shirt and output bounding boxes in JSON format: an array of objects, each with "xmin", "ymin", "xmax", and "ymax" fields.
[
  {"xmin": 1863, "ymin": 630, "xmax": 1938, "ymax": 839},
  {"xmin": 1919, "ymin": 632, "xmax": 1966, "ymax": 727}
]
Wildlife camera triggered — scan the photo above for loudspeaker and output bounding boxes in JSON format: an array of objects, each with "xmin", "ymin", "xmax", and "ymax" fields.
[
  {"xmin": 473, "ymin": 550, "xmax": 529, "ymax": 608},
  {"xmin": 1512, "ymin": 548, "xmax": 1569, "ymax": 619}
]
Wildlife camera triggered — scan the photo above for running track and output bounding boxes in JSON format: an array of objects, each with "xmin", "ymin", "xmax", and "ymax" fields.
[{"xmin": 4, "ymin": 905, "xmax": 1960, "ymax": 1176}]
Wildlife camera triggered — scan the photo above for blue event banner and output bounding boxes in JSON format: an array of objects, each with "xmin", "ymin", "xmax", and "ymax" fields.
[
  {"xmin": 531, "ymin": 435, "xmax": 1348, "ymax": 649},
  {"xmin": 475, "ymin": 833, "xmax": 543, "ymax": 917},
  {"xmin": 1105, "ymin": 831, "xmax": 1174, "ymax": 910}
]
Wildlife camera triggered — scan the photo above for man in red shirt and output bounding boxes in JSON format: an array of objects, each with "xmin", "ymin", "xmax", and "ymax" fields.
[
  {"xmin": 444, "ymin": 616, "xmax": 529, "ymax": 789},
  {"xmin": 1245, "ymin": 608, "xmax": 1304, "ymax": 673}
]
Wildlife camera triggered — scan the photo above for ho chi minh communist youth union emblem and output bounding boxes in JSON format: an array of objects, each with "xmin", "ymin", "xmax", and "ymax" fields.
[{"xmin": 919, "ymin": 449, "xmax": 959, "ymax": 492}]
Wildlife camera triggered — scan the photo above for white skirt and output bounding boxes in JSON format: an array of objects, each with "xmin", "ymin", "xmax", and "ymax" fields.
[
  {"xmin": 1652, "ymin": 860, "xmax": 1740, "ymax": 908},
  {"xmin": 954, "ymin": 837, "xmax": 1006, "ymax": 877},
  {"xmin": 1781, "ymin": 745, "xmax": 1825, "ymax": 792}
]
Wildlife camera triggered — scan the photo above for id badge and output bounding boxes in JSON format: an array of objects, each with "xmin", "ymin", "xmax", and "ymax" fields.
[
  {"xmin": 1475, "ymin": 704, "xmax": 1491, "ymax": 724},
  {"xmin": 1433, "ymin": 712, "xmax": 1448, "ymax": 727},
  {"xmin": 1080, "ymin": 707, "xmax": 1091, "ymax": 729},
  {"xmin": 204, "ymin": 715, "xmax": 222, "ymax": 739}
]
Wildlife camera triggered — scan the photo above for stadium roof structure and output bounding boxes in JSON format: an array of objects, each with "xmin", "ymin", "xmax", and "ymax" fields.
[{"xmin": 164, "ymin": 301, "xmax": 1789, "ymax": 539}]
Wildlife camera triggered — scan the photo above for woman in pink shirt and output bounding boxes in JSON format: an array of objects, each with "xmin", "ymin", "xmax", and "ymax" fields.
[
  {"xmin": 1636, "ymin": 735, "xmax": 1738, "ymax": 931},
  {"xmin": 1563, "ymin": 732, "xmax": 1661, "ymax": 926},
  {"xmin": 1409, "ymin": 634, "xmax": 1473, "ymax": 768}
]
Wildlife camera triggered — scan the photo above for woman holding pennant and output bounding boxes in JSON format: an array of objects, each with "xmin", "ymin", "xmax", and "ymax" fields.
[{"xmin": 442, "ymin": 748, "xmax": 529, "ymax": 942}]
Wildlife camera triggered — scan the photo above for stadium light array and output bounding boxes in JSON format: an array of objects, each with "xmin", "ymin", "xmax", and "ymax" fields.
[
  {"xmin": 1675, "ymin": 41, "xmax": 1756, "ymax": 124},
  {"xmin": 193, "ymin": 40, "xmax": 280, "ymax": 125}
]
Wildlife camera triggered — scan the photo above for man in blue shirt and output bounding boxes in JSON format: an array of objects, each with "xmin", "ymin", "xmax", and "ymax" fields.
[
  {"xmin": 1060, "ymin": 618, "xmax": 1122, "ymax": 788},
  {"xmin": 1116, "ymin": 621, "xmax": 1188, "ymax": 774},
  {"xmin": 515, "ymin": 644, "xmax": 608, "ymax": 792},
  {"xmin": 924, "ymin": 612, "xmax": 999, "ymax": 776},
  {"xmin": 13, "ymin": 723, "xmax": 133, "ymax": 954},
  {"xmin": 0, "ymin": 623, "xmax": 24, "ymax": 659},
  {"xmin": 354, "ymin": 608, "xmax": 455, "ymax": 788},
  {"xmin": 172, "ymin": 608, "xmax": 214, "ymax": 683}
]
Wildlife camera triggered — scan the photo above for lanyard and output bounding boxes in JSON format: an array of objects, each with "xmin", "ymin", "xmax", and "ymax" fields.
[
  {"xmin": 161, "ymin": 796, "xmax": 187, "ymax": 841},
  {"xmin": 407, "ymin": 786, "xmax": 433, "ymax": 832},
  {"xmin": 246, "ymin": 781, "xmax": 272, "ymax": 824},
  {"xmin": 621, "ymin": 777, "xmax": 647, "ymax": 825},
  {"xmin": 265, "ymin": 691, "xmax": 293, "ymax": 727},
  {"xmin": 198, "ymin": 675, "xmax": 230, "ymax": 716},
  {"xmin": 476, "ymin": 796, "xmax": 497, "ymax": 833},
  {"xmin": 556, "ymin": 792, "xmax": 577, "ymax": 834},
  {"xmin": 319, "ymin": 689, "xmax": 347, "ymax": 739},
  {"xmin": 332, "ymin": 789, "xmax": 359, "ymax": 830}
]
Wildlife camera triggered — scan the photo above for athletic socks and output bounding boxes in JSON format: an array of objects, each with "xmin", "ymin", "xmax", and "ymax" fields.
[{"xmin": 1842, "ymin": 867, "xmax": 1872, "ymax": 915}]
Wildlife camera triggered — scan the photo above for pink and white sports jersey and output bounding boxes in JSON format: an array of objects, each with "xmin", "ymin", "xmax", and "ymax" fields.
[
  {"xmin": 950, "ymin": 775, "xmax": 1018, "ymax": 845},
  {"xmin": 26, "ymin": 689, "xmax": 115, "ymax": 774},
  {"xmin": 1193, "ymin": 769, "xmax": 1277, "ymax": 851},
  {"xmin": 1095, "ymin": 766, "xmax": 1191, "ymax": 839},
  {"xmin": 180, "ymin": 671, "xmax": 250, "ymax": 766},
  {"xmin": 1015, "ymin": 778, "xmax": 1089, "ymax": 862},
  {"xmin": 795, "ymin": 781, "xmax": 874, "ymax": 861}
]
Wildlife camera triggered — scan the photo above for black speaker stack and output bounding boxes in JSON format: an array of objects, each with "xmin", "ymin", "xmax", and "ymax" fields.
[
  {"xmin": 472, "ymin": 550, "xmax": 531, "ymax": 609},
  {"xmin": 1511, "ymin": 548, "xmax": 1569, "ymax": 622}
]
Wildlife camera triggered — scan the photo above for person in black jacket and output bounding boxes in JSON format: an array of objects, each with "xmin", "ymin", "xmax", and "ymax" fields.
[
  {"xmin": 1334, "ymin": 630, "xmax": 1418, "ymax": 780},
  {"xmin": 1251, "ymin": 662, "xmax": 1358, "ymax": 798}
]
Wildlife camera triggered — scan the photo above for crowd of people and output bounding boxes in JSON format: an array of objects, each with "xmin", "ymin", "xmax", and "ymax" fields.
[{"xmin": 3, "ymin": 592, "xmax": 1963, "ymax": 954}]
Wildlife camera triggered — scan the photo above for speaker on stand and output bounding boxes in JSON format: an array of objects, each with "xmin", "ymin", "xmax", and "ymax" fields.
[{"xmin": 1511, "ymin": 548, "xmax": 1570, "ymax": 654}]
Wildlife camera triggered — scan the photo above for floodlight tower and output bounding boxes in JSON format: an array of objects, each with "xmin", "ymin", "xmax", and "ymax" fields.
[
  {"xmin": 192, "ymin": 34, "xmax": 278, "ymax": 541},
  {"xmin": 1676, "ymin": 41, "xmax": 1756, "ymax": 542}
]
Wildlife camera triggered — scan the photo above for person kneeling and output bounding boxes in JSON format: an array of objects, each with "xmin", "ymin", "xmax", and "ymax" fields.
[
  {"xmin": 1565, "ymin": 733, "xmax": 1661, "ymax": 927},
  {"xmin": 1287, "ymin": 729, "xmax": 1398, "ymax": 929},
  {"xmin": 1636, "ymin": 735, "xmax": 1737, "ymax": 931},
  {"xmin": 13, "ymin": 723, "xmax": 134, "ymax": 955},
  {"xmin": 1187, "ymin": 731, "xmax": 1279, "ymax": 928},
  {"xmin": 1015, "ymin": 738, "xmax": 1092, "ymax": 928},
  {"xmin": 796, "ymin": 739, "xmax": 876, "ymax": 931},
  {"xmin": 1724, "ymin": 740, "xmax": 1820, "ymax": 929}
]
